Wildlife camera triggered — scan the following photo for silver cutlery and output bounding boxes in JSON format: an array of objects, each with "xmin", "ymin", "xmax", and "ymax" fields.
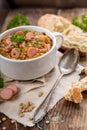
[{"xmin": 33, "ymin": 48, "xmax": 79, "ymax": 124}]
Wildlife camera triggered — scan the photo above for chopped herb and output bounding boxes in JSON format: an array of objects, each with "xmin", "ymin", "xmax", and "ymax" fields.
[
  {"xmin": 0, "ymin": 77, "xmax": 4, "ymax": 88},
  {"xmin": 10, "ymin": 34, "xmax": 25, "ymax": 44},
  {"xmin": 35, "ymin": 41, "xmax": 44, "ymax": 45},
  {"xmin": 6, "ymin": 13, "xmax": 30, "ymax": 30},
  {"xmin": 24, "ymin": 30, "xmax": 29, "ymax": 35},
  {"xmin": 18, "ymin": 47, "xmax": 22, "ymax": 51},
  {"xmin": 32, "ymin": 40, "xmax": 44, "ymax": 47},
  {"xmin": 72, "ymin": 14, "xmax": 87, "ymax": 31}
]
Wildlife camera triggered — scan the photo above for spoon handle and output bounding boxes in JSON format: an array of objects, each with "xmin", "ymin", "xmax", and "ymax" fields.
[{"xmin": 33, "ymin": 73, "xmax": 63, "ymax": 124}]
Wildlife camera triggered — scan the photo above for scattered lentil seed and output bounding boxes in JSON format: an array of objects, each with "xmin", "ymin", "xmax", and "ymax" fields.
[
  {"xmin": 18, "ymin": 101, "xmax": 35, "ymax": 117},
  {"xmin": 18, "ymin": 112, "xmax": 24, "ymax": 117},
  {"xmin": 46, "ymin": 120, "xmax": 50, "ymax": 124},
  {"xmin": 2, "ymin": 117, "xmax": 6, "ymax": 122},
  {"xmin": 0, "ymin": 120, "xmax": 2, "ymax": 123},
  {"xmin": 29, "ymin": 117, "xmax": 33, "ymax": 121},
  {"xmin": 38, "ymin": 91, "xmax": 44, "ymax": 97},
  {"xmin": 11, "ymin": 119, "xmax": 15, "ymax": 124},
  {"xmin": 2, "ymin": 127, "xmax": 7, "ymax": 130}
]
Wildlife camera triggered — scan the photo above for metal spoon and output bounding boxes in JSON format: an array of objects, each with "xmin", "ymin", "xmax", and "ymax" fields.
[{"xmin": 33, "ymin": 48, "xmax": 79, "ymax": 124}]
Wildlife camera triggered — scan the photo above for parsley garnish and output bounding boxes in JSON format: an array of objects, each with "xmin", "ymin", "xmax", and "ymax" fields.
[
  {"xmin": 6, "ymin": 13, "xmax": 30, "ymax": 30},
  {"xmin": 72, "ymin": 14, "xmax": 87, "ymax": 31},
  {"xmin": 24, "ymin": 30, "xmax": 29, "ymax": 35},
  {"xmin": 10, "ymin": 34, "xmax": 25, "ymax": 44}
]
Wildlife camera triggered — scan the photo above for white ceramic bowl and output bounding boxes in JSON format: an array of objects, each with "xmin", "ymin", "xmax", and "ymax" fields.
[{"xmin": 0, "ymin": 26, "xmax": 64, "ymax": 80}]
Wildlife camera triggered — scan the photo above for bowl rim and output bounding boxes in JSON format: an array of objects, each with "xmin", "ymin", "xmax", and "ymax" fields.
[{"xmin": 0, "ymin": 25, "xmax": 56, "ymax": 63}]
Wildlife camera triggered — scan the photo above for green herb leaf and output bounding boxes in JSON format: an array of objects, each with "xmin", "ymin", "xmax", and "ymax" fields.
[
  {"xmin": 72, "ymin": 14, "xmax": 87, "ymax": 31},
  {"xmin": 0, "ymin": 77, "xmax": 4, "ymax": 88},
  {"xmin": 6, "ymin": 13, "xmax": 30, "ymax": 30},
  {"xmin": 24, "ymin": 30, "xmax": 29, "ymax": 35},
  {"xmin": 10, "ymin": 34, "xmax": 25, "ymax": 44},
  {"xmin": 72, "ymin": 17, "xmax": 80, "ymax": 26},
  {"xmin": 82, "ymin": 14, "xmax": 87, "ymax": 24}
]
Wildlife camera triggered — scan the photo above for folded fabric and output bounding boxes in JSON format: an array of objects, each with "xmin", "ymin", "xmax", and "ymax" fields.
[{"xmin": 0, "ymin": 51, "xmax": 83, "ymax": 127}]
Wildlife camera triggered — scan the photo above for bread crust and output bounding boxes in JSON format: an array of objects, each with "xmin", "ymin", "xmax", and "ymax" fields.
[
  {"xmin": 65, "ymin": 76, "xmax": 87, "ymax": 103},
  {"xmin": 38, "ymin": 13, "xmax": 70, "ymax": 32},
  {"xmin": 61, "ymin": 25, "xmax": 87, "ymax": 55},
  {"xmin": 38, "ymin": 14, "xmax": 87, "ymax": 55}
]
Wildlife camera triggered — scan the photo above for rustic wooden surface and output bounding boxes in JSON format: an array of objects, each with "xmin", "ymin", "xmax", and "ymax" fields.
[
  {"xmin": 0, "ymin": 9, "xmax": 9, "ymax": 31},
  {"xmin": 9, "ymin": 0, "xmax": 87, "ymax": 8},
  {"xmin": 0, "ymin": 8, "xmax": 87, "ymax": 130}
]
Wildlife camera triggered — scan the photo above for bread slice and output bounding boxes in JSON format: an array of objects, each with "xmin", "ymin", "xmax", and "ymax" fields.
[
  {"xmin": 62, "ymin": 25, "xmax": 87, "ymax": 54},
  {"xmin": 65, "ymin": 76, "xmax": 87, "ymax": 103},
  {"xmin": 38, "ymin": 14, "xmax": 70, "ymax": 32},
  {"xmin": 38, "ymin": 14, "xmax": 87, "ymax": 54}
]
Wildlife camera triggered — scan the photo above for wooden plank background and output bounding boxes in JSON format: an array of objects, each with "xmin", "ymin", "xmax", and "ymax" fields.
[
  {"xmin": 8, "ymin": 0, "xmax": 87, "ymax": 8},
  {"xmin": 0, "ymin": 8, "xmax": 87, "ymax": 130}
]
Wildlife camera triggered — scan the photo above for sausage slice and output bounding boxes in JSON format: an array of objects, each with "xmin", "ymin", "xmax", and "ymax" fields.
[
  {"xmin": 7, "ymin": 84, "xmax": 18, "ymax": 95},
  {"xmin": 0, "ymin": 88, "xmax": 13, "ymax": 100},
  {"xmin": 27, "ymin": 47, "xmax": 38, "ymax": 57}
]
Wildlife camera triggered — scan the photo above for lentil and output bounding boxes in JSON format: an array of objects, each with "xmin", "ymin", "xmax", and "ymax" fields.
[
  {"xmin": 2, "ymin": 117, "xmax": 6, "ymax": 122},
  {"xmin": 11, "ymin": 119, "xmax": 15, "ymax": 124},
  {"xmin": 18, "ymin": 101, "xmax": 35, "ymax": 117},
  {"xmin": 46, "ymin": 120, "xmax": 50, "ymax": 124},
  {"xmin": 2, "ymin": 127, "xmax": 7, "ymax": 130},
  {"xmin": 38, "ymin": 91, "xmax": 44, "ymax": 97},
  {"xmin": 29, "ymin": 117, "xmax": 33, "ymax": 121}
]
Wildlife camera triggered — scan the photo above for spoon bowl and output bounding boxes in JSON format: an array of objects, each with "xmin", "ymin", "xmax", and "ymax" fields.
[{"xmin": 59, "ymin": 48, "xmax": 79, "ymax": 75}]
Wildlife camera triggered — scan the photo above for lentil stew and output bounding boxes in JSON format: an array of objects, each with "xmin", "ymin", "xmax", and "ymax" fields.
[{"xmin": 0, "ymin": 30, "xmax": 52, "ymax": 60}]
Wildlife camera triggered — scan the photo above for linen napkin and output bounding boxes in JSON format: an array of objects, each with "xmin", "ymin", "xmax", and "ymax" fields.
[{"xmin": 0, "ymin": 51, "xmax": 83, "ymax": 127}]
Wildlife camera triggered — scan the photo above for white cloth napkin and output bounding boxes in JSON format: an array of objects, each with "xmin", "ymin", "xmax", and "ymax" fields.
[{"xmin": 0, "ymin": 51, "xmax": 83, "ymax": 127}]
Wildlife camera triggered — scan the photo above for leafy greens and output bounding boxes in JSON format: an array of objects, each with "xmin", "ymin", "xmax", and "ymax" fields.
[
  {"xmin": 72, "ymin": 14, "xmax": 87, "ymax": 31},
  {"xmin": 6, "ymin": 13, "xmax": 30, "ymax": 30}
]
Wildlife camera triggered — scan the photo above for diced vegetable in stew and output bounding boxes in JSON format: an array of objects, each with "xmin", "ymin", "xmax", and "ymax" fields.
[{"xmin": 0, "ymin": 30, "xmax": 52, "ymax": 60}]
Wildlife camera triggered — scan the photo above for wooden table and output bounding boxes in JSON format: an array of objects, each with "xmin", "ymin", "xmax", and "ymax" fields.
[{"xmin": 0, "ymin": 8, "xmax": 87, "ymax": 130}]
